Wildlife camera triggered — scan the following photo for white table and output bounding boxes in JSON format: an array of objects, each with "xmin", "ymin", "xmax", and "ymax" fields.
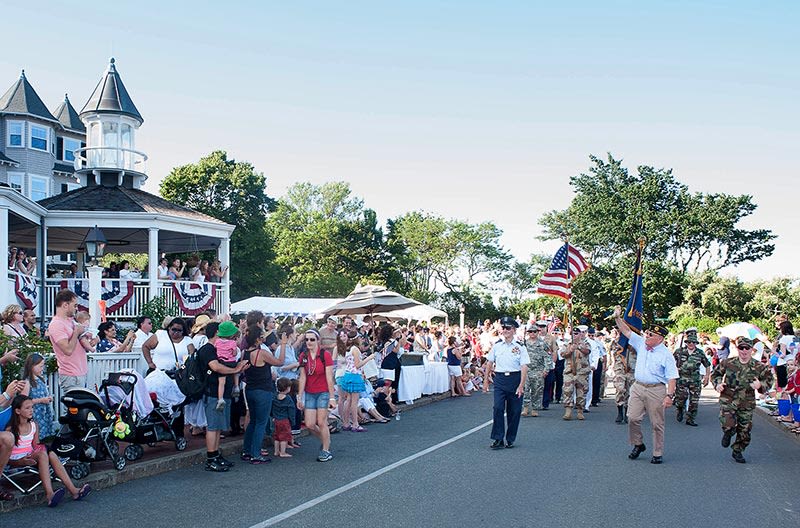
[
  {"xmin": 398, "ymin": 365, "xmax": 426, "ymax": 403},
  {"xmin": 423, "ymin": 362, "xmax": 450, "ymax": 395}
]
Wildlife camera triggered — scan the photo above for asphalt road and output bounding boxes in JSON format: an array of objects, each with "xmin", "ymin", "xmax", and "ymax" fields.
[{"xmin": 4, "ymin": 389, "xmax": 799, "ymax": 527}]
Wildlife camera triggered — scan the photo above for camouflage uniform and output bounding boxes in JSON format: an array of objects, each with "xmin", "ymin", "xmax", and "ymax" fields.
[
  {"xmin": 523, "ymin": 337, "xmax": 554, "ymax": 413},
  {"xmin": 562, "ymin": 337, "xmax": 591, "ymax": 416},
  {"xmin": 673, "ymin": 346, "xmax": 710, "ymax": 423},
  {"xmin": 711, "ymin": 356, "xmax": 773, "ymax": 456},
  {"xmin": 612, "ymin": 345, "xmax": 637, "ymax": 406}
]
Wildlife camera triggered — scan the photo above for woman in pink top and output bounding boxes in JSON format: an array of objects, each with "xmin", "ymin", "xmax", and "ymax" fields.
[{"xmin": 7, "ymin": 395, "xmax": 90, "ymax": 506}]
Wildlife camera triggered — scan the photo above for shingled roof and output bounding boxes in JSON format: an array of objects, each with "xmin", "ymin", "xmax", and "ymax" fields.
[
  {"xmin": 0, "ymin": 150, "xmax": 19, "ymax": 166},
  {"xmin": 79, "ymin": 58, "xmax": 143, "ymax": 123},
  {"xmin": 37, "ymin": 185, "xmax": 227, "ymax": 225},
  {"xmin": 53, "ymin": 94, "xmax": 85, "ymax": 133},
  {"xmin": 0, "ymin": 70, "xmax": 58, "ymax": 122}
]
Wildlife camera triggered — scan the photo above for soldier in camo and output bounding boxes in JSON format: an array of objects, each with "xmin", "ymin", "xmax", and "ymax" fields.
[
  {"xmin": 522, "ymin": 324, "xmax": 554, "ymax": 417},
  {"xmin": 673, "ymin": 329, "xmax": 711, "ymax": 426},
  {"xmin": 561, "ymin": 326, "xmax": 591, "ymax": 421},
  {"xmin": 711, "ymin": 336, "xmax": 773, "ymax": 464},
  {"xmin": 611, "ymin": 343, "xmax": 637, "ymax": 424}
]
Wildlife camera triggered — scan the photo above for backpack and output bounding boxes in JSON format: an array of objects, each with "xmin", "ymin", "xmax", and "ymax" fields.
[{"xmin": 171, "ymin": 341, "xmax": 207, "ymax": 401}]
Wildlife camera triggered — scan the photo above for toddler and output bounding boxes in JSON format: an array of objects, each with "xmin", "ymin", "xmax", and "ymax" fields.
[
  {"xmin": 271, "ymin": 378, "xmax": 297, "ymax": 457},
  {"xmin": 214, "ymin": 322, "xmax": 241, "ymax": 411},
  {"xmin": 74, "ymin": 311, "xmax": 98, "ymax": 353}
]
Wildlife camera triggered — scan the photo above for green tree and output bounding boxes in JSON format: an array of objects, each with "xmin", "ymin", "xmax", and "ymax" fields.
[
  {"xmin": 267, "ymin": 182, "xmax": 389, "ymax": 296},
  {"xmin": 539, "ymin": 154, "xmax": 775, "ymax": 272},
  {"xmin": 160, "ymin": 151, "xmax": 281, "ymax": 300}
]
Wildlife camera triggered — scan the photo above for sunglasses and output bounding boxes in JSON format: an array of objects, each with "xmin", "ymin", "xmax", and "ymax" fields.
[
  {"xmin": 501, "ymin": 325, "xmax": 514, "ymax": 330},
  {"xmin": 306, "ymin": 337, "xmax": 317, "ymax": 342},
  {"xmin": 526, "ymin": 329, "xmax": 539, "ymax": 333},
  {"xmin": 738, "ymin": 345, "xmax": 752, "ymax": 350},
  {"xmin": 169, "ymin": 327, "xmax": 183, "ymax": 333}
]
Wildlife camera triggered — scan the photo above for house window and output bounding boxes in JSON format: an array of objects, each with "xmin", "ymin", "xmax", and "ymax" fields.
[
  {"xmin": 30, "ymin": 125, "xmax": 49, "ymax": 152},
  {"xmin": 63, "ymin": 138, "xmax": 81, "ymax": 162},
  {"xmin": 29, "ymin": 175, "xmax": 49, "ymax": 201},
  {"xmin": 60, "ymin": 182, "xmax": 80, "ymax": 193},
  {"xmin": 7, "ymin": 121, "xmax": 24, "ymax": 147},
  {"xmin": 7, "ymin": 172, "xmax": 23, "ymax": 193}
]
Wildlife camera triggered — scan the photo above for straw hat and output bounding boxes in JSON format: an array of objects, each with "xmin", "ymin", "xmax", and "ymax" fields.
[{"xmin": 191, "ymin": 314, "xmax": 212, "ymax": 335}]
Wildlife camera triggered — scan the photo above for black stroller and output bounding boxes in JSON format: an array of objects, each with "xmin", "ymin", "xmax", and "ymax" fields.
[
  {"xmin": 51, "ymin": 387, "xmax": 128, "ymax": 480},
  {"xmin": 98, "ymin": 371, "xmax": 188, "ymax": 462}
]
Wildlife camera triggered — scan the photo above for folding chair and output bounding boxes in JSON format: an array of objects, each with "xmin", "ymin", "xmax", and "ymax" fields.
[{"xmin": 2, "ymin": 460, "xmax": 62, "ymax": 495}]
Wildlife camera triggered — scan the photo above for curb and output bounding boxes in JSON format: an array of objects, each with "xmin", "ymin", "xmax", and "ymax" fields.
[
  {"xmin": 754, "ymin": 405, "xmax": 800, "ymax": 446},
  {"xmin": 1, "ymin": 392, "xmax": 452, "ymax": 513}
]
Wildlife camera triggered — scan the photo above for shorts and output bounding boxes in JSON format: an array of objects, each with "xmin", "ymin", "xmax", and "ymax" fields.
[
  {"xmin": 273, "ymin": 419, "xmax": 292, "ymax": 442},
  {"xmin": 304, "ymin": 392, "xmax": 331, "ymax": 410},
  {"xmin": 338, "ymin": 372, "xmax": 365, "ymax": 393},
  {"xmin": 448, "ymin": 365, "xmax": 463, "ymax": 376},
  {"xmin": 204, "ymin": 397, "xmax": 231, "ymax": 431}
]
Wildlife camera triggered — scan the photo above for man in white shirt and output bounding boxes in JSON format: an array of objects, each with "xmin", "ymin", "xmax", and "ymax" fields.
[{"xmin": 133, "ymin": 315, "xmax": 154, "ymax": 351}]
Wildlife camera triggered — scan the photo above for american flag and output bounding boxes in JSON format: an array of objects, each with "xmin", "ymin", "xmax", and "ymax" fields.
[
  {"xmin": 547, "ymin": 316, "xmax": 562, "ymax": 333},
  {"xmin": 536, "ymin": 243, "xmax": 590, "ymax": 300}
]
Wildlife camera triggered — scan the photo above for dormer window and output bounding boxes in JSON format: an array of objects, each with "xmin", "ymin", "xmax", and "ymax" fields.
[
  {"xmin": 30, "ymin": 124, "xmax": 50, "ymax": 152},
  {"xmin": 7, "ymin": 121, "xmax": 24, "ymax": 147}
]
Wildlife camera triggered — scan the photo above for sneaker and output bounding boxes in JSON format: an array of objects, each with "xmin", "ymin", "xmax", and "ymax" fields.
[
  {"xmin": 291, "ymin": 429, "xmax": 301, "ymax": 435},
  {"xmin": 205, "ymin": 458, "xmax": 229, "ymax": 472},
  {"xmin": 317, "ymin": 450, "xmax": 333, "ymax": 462},
  {"xmin": 250, "ymin": 456, "xmax": 271, "ymax": 465},
  {"xmin": 215, "ymin": 455, "xmax": 234, "ymax": 468},
  {"xmin": 215, "ymin": 399, "xmax": 226, "ymax": 412}
]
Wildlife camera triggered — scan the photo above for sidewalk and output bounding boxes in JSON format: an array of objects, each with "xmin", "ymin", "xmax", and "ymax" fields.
[{"xmin": 1, "ymin": 392, "xmax": 451, "ymax": 512}]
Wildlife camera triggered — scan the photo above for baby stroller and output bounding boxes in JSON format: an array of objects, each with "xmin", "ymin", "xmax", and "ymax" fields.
[
  {"xmin": 98, "ymin": 371, "xmax": 188, "ymax": 462},
  {"xmin": 51, "ymin": 388, "xmax": 128, "ymax": 480}
]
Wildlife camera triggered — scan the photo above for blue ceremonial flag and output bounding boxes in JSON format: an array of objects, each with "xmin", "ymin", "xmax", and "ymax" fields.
[{"xmin": 618, "ymin": 241, "xmax": 644, "ymax": 353}]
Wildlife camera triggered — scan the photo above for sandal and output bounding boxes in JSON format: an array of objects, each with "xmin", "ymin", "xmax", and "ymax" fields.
[
  {"xmin": 48, "ymin": 488, "xmax": 66, "ymax": 508},
  {"xmin": 351, "ymin": 426, "xmax": 367, "ymax": 432},
  {"xmin": 75, "ymin": 484, "xmax": 91, "ymax": 501},
  {"xmin": 377, "ymin": 418, "xmax": 390, "ymax": 423}
]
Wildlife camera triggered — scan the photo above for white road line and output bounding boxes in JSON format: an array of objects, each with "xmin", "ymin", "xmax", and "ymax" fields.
[{"xmin": 249, "ymin": 418, "xmax": 493, "ymax": 527}]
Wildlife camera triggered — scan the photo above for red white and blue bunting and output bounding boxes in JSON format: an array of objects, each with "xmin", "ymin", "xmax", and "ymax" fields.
[
  {"xmin": 60, "ymin": 279, "xmax": 135, "ymax": 314},
  {"xmin": 172, "ymin": 281, "xmax": 217, "ymax": 316},
  {"xmin": 15, "ymin": 274, "xmax": 39, "ymax": 310}
]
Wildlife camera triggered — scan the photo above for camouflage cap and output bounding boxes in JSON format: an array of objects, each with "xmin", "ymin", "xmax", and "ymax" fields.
[
  {"xmin": 736, "ymin": 336, "xmax": 753, "ymax": 347},
  {"xmin": 684, "ymin": 329, "xmax": 699, "ymax": 343}
]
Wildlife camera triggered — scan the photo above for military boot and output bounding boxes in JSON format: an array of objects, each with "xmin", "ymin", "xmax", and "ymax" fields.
[
  {"xmin": 622, "ymin": 405, "xmax": 629, "ymax": 424},
  {"xmin": 615, "ymin": 405, "xmax": 625, "ymax": 424},
  {"xmin": 721, "ymin": 429, "xmax": 734, "ymax": 448},
  {"xmin": 530, "ymin": 409, "xmax": 539, "ymax": 417},
  {"xmin": 563, "ymin": 408, "xmax": 572, "ymax": 420},
  {"xmin": 521, "ymin": 407, "xmax": 529, "ymax": 417},
  {"xmin": 676, "ymin": 406, "xmax": 684, "ymax": 422},
  {"xmin": 576, "ymin": 409, "xmax": 585, "ymax": 420}
]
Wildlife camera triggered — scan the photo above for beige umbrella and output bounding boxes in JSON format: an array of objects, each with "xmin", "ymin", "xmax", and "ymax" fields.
[{"xmin": 321, "ymin": 284, "xmax": 421, "ymax": 316}]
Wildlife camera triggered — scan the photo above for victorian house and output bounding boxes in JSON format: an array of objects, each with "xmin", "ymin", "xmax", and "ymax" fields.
[{"xmin": 1, "ymin": 59, "xmax": 234, "ymax": 322}]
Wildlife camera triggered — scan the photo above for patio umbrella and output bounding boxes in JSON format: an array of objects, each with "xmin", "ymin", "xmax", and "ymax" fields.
[{"xmin": 321, "ymin": 285, "xmax": 421, "ymax": 316}]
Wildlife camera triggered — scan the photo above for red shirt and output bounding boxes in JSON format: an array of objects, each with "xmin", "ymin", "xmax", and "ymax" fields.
[{"xmin": 300, "ymin": 350, "xmax": 333, "ymax": 394}]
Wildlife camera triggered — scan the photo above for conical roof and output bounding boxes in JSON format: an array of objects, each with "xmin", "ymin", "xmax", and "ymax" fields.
[
  {"xmin": 0, "ymin": 70, "xmax": 58, "ymax": 122},
  {"xmin": 79, "ymin": 58, "xmax": 143, "ymax": 123},
  {"xmin": 52, "ymin": 94, "xmax": 85, "ymax": 133}
]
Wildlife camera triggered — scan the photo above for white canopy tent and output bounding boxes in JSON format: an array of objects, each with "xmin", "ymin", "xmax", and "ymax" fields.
[
  {"xmin": 230, "ymin": 296, "xmax": 341, "ymax": 319},
  {"xmin": 380, "ymin": 304, "xmax": 448, "ymax": 322}
]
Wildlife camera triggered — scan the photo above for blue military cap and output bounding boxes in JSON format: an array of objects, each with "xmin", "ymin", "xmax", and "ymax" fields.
[{"xmin": 499, "ymin": 316, "xmax": 519, "ymax": 328}]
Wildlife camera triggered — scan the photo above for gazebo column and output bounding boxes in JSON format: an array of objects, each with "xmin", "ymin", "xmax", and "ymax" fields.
[
  {"xmin": 218, "ymin": 236, "xmax": 230, "ymax": 312},
  {"xmin": 0, "ymin": 207, "xmax": 9, "ymax": 309},
  {"xmin": 36, "ymin": 221, "xmax": 47, "ymax": 322},
  {"xmin": 148, "ymin": 227, "xmax": 159, "ymax": 300}
]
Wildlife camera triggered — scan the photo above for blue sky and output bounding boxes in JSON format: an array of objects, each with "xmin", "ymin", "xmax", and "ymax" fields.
[{"xmin": 3, "ymin": 1, "xmax": 798, "ymax": 281}]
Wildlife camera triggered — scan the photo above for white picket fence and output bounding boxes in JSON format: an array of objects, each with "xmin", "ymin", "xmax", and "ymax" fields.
[{"xmin": 44, "ymin": 351, "xmax": 147, "ymax": 423}]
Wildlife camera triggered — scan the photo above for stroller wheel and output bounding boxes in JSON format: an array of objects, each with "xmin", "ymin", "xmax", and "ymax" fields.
[
  {"xmin": 175, "ymin": 437, "xmax": 188, "ymax": 451},
  {"xmin": 113, "ymin": 455, "xmax": 127, "ymax": 471},
  {"xmin": 106, "ymin": 440, "xmax": 120, "ymax": 459},
  {"xmin": 124, "ymin": 444, "xmax": 145, "ymax": 461},
  {"xmin": 69, "ymin": 462, "xmax": 91, "ymax": 480}
]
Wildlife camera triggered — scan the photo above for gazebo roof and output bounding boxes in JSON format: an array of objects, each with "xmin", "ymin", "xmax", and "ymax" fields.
[{"xmin": 38, "ymin": 185, "xmax": 226, "ymax": 225}]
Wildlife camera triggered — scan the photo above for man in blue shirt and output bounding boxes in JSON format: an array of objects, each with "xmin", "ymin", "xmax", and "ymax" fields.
[
  {"xmin": 614, "ymin": 305, "xmax": 678, "ymax": 464},
  {"xmin": 483, "ymin": 316, "xmax": 530, "ymax": 449}
]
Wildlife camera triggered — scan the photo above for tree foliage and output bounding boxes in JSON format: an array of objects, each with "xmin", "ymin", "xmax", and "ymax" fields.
[
  {"xmin": 539, "ymin": 154, "xmax": 775, "ymax": 273},
  {"xmin": 160, "ymin": 151, "xmax": 281, "ymax": 300}
]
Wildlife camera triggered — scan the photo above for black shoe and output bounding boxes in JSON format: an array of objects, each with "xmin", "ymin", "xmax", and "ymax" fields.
[
  {"xmin": 591, "ymin": 402, "xmax": 599, "ymax": 407},
  {"xmin": 685, "ymin": 419, "xmax": 698, "ymax": 427},
  {"xmin": 205, "ymin": 458, "xmax": 229, "ymax": 472},
  {"xmin": 542, "ymin": 406, "xmax": 549, "ymax": 410},
  {"xmin": 490, "ymin": 440, "xmax": 504, "ymax": 450},
  {"xmin": 676, "ymin": 407, "xmax": 684, "ymax": 422},
  {"xmin": 628, "ymin": 444, "xmax": 646, "ymax": 460},
  {"xmin": 215, "ymin": 455, "xmax": 234, "ymax": 468},
  {"xmin": 650, "ymin": 456, "xmax": 663, "ymax": 464},
  {"xmin": 505, "ymin": 442, "xmax": 514, "ymax": 449},
  {"xmin": 240, "ymin": 452, "xmax": 252, "ymax": 461},
  {"xmin": 615, "ymin": 405, "xmax": 624, "ymax": 424},
  {"xmin": 721, "ymin": 430, "xmax": 734, "ymax": 448},
  {"xmin": 732, "ymin": 451, "xmax": 746, "ymax": 464}
]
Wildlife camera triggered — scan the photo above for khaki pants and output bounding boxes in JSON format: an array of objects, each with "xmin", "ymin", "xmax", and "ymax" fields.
[{"xmin": 627, "ymin": 382, "xmax": 666, "ymax": 456}]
